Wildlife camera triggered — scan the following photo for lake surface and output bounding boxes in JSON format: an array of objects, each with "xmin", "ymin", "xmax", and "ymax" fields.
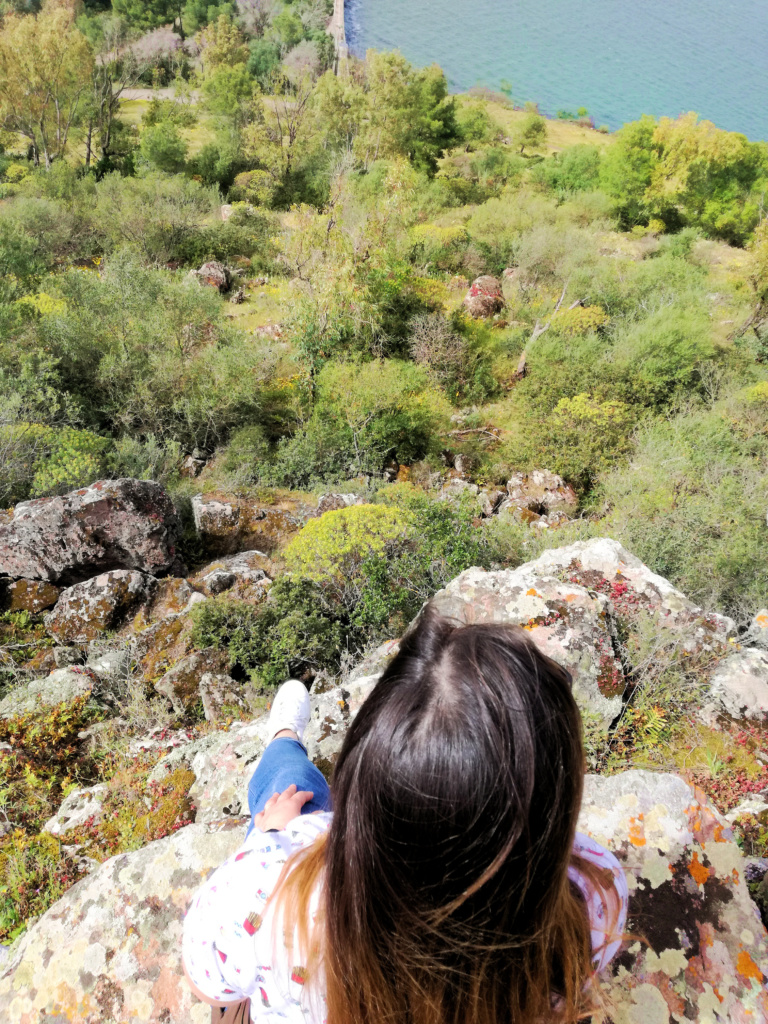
[{"xmin": 345, "ymin": 0, "xmax": 768, "ymax": 140}]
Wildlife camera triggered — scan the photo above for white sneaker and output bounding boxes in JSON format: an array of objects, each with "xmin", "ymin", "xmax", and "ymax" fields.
[{"xmin": 267, "ymin": 679, "xmax": 311, "ymax": 743}]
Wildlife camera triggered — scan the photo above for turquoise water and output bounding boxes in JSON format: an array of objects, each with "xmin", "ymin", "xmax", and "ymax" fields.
[{"xmin": 346, "ymin": 0, "xmax": 768, "ymax": 140}]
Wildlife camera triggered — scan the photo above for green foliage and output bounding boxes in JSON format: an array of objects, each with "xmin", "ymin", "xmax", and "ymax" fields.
[
  {"xmin": 598, "ymin": 395, "xmax": 768, "ymax": 616},
  {"xmin": 0, "ymin": 831, "xmax": 86, "ymax": 942},
  {"xmin": 247, "ymin": 38, "xmax": 281, "ymax": 87},
  {"xmin": 139, "ymin": 120, "xmax": 189, "ymax": 174},
  {"xmin": 262, "ymin": 360, "xmax": 449, "ymax": 487},
  {"xmin": 190, "ymin": 581, "xmax": 347, "ymax": 685},
  {"xmin": 142, "ymin": 98, "xmax": 198, "ymax": 129},
  {"xmin": 532, "ymin": 145, "xmax": 602, "ymax": 194},
  {"xmin": 516, "ymin": 112, "xmax": 547, "ymax": 155},
  {"xmin": 285, "ymin": 504, "xmax": 411, "ymax": 581}
]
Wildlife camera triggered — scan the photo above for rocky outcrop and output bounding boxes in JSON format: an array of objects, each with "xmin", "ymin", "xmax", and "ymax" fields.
[
  {"xmin": 704, "ymin": 648, "xmax": 768, "ymax": 722},
  {"xmin": 463, "ymin": 274, "xmax": 504, "ymax": 318},
  {"xmin": 191, "ymin": 493, "xmax": 304, "ymax": 557},
  {"xmin": 309, "ymin": 493, "xmax": 365, "ymax": 518},
  {"xmin": 190, "ymin": 550, "xmax": 272, "ymax": 601},
  {"xmin": 2, "ymin": 771, "xmax": 765, "ymax": 1023},
  {"xmin": 0, "ymin": 820, "xmax": 246, "ymax": 1024},
  {"xmin": 501, "ymin": 469, "xmax": 578, "ymax": 514},
  {"xmin": 0, "ymin": 479, "xmax": 181, "ymax": 585},
  {"xmin": 0, "ymin": 666, "xmax": 113, "ymax": 721},
  {"xmin": 46, "ymin": 570, "xmax": 157, "ymax": 643},
  {"xmin": 191, "ymin": 260, "xmax": 231, "ymax": 292},
  {"xmin": 154, "ymin": 648, "xmax": 231, "ymax": 715}
]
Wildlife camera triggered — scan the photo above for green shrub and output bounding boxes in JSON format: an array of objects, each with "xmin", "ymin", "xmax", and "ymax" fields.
[
  {"xmin": 190, "ymin": 581, "xmax": 347, "ymax": 686},
  {"xmin": 285, "ymin": 504, "xmax": 411, "ymax": 582},
  {"xmin": 139, "ymin": 121, "xmax": 189, "ymax": 174},
  {"xmin": 531, "ymin": 145, "xmax": 602, "ymax": 194}
]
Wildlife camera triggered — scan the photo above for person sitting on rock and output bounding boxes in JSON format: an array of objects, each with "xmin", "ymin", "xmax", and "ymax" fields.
[{"xmin": 182, "ymin": 607, "xmax": 629, "ymax": 1024}]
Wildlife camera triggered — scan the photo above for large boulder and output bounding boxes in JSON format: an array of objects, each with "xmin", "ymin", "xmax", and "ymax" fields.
[
  {"xmin": 704, "ymin": 648, "xmax": 768, "ymax": 722},
  {"xmin": 154, "ymin": 649, "xmax": 231, "ymax": 715},
  {"xmin": 192, "ymin": 260, "xmax": 231, "ymax": 292},
  {"xmin": 189, "ymin": 550, "xmax": 273, "ymax": 601},
  {"xmin": 191, "ymin": 493, "xmax": 305, "ymax": 557},
  {"xmin": 0, "ymin": 820, "xmax": 245, "ymax": 1024},
  {"xmin": 0, "ymin": 480, "xmax": 181, "ymax": 585},
  {"xmin": 581, "ymin": 771, "xmax": 768, "ymax": 1021},
  {"xmin": 463, "ymin": 274, "xmax": 504, "ymax": 318},
  {"xmin": 0, "ymin": 666, "xmax": 114, "ymax": 721},
  {"xmin": 46, "ymin": 570, "xmax": 157, "ymax": 643},
  {"xmin": 1, "ymin": 774, "xmax": 765, "ymax": 1024}
]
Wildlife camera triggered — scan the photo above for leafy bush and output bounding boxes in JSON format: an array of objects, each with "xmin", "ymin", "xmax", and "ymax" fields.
[
  {"xmin": 285, "ymin": 504, "xmax": 411, "ymax": 582},
  {"xmin": 139, "ymin": 121, "xmax": 189, "ymax": 174},
  {"xmin": 531, "ymin": 145, "xmax": 602, "ymax": 194},
  {"xmin": 0, "ymin": 423, "xmax": 110, "ymax": 502},
  {"xmin": 549, "ymin": 305, "xmax": 609, "ymax": 336},
  {"xmin": 190, "ymin": 581, "xmax": 347, "ymax": 685}
]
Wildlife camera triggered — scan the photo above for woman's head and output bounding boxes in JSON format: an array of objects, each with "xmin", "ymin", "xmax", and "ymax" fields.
[{"xmin": 321, "ymin": 609, "xmax": 593, "ymax": 1024}]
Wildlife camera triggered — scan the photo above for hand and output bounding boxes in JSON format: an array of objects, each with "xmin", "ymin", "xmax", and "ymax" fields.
[{"xmin": 253, "ymin": 784, "xmax": 314, "ymax": 832}]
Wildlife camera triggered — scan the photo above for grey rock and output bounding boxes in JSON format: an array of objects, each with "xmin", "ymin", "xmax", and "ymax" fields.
[
  {"xmin": 0, "ymin": 666, "xmax": 114, "ymax": 721},
  {"xmin": 706, "ymin": 648, "xmax": 768, "ymax": 722},
  {"xmin": 0, "ymin": 820, "xmax": 246, "ymax": 1023},
  {"xmin": 199, "ymin": 672, "xmax": 248, "ymax": 723},
  {"xmin": 43, "ymin": 784, "xmax": 108, "ymax": 836},
  {"xmin": 0, "ymin": 478, "xmax": 181, "ymax": 585},
  {"xmin": 45, "ymin": 569, "xmax": 156, "ymax": 643}
]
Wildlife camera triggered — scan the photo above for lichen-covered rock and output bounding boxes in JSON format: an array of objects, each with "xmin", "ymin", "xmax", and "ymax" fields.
[
  {"xmin": 191, "ymin": 493, "xmax": 305, "ymax": 557},
  {"xmin": 0, "ymin": 479, "xmax": 181, "ymax": 585},
  {"xmin": 0, "ymin": 666, "xmax": 112, "ymax": 720},
  {"xmin": 129, "ymin": 577, "xmax": 199, "ymax": 632},
  {"xmin": 530, "ymin": 538, "xmax": 734, "ymax": 638},
  {"xmin": 304, "ymin": 675, "xmax": 379, "ymax": 776},
  {"xmin": 0, "ymin": 820, "xmax": 245, "ymax": 1024},
  {"xmin": 198, "ymin": 672, "xmax": 248, "ymax": 723},
  {"xmin": 46, "ymin": 570, "xmax": 156, "ymax": 643},
  {"xmin": 3, "ymin": 579, "xmax": 61, "ymax": 614},
  {"xmin": 502, "ymin": 469, "xmax": 578, "ymax": 513},
  {"xmin": 3, "ymin": 773, "xmax": 764, "ymax": 1024},
  {"xmin": 581, "ymin": 771, "xmax": 768, "ymax": 1022},
  {"xmin": 132, "ymin": 613, "xmax": 196, "ymax": 684},
  {"xmin": 190, "ymin": 550, "xmax": 273, "ymax": 601},
  {"xmin": 310, "ymin": 493, "xmax": 365, "ymax": 517},
  {"xmin": 705, "ymin": 648, "xmax": 768, "ymax": 722},
  {"xmin": 154, "ymin": 648, "xmax": 231, "ymax": 715},
  {"xmin": 462, "ymin": 274, "xmax": 504, "ymax": 318},
  {"xmin": 192, "ymin": 260, "xmax": 231, "ymax": 292},
  {"xmin": 149, "ymin": 717, "xmax": 270, "ymax": 821},
  {"xmin": 42, "ymin": 784, "xmax": 108, "ymax": 836},
  {"xmin": 428, "ymin": 559, "xmax": 625, "ymax": 728}
]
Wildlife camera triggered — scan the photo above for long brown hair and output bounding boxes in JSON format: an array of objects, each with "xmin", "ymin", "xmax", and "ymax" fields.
[{"xmin": 272, "ymin": 609, "xmax": 622, "ymax": 1024}]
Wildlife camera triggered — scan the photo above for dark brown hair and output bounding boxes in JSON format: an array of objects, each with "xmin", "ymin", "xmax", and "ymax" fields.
[{"xmin": 273, "ymin": 608, "xmax": 621, "ymax": 1024}]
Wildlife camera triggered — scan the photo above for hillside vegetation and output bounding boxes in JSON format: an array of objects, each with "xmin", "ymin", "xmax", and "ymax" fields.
[{"xmin": 1, "ymin": 0, "xmax": 768, "ymax": 945}]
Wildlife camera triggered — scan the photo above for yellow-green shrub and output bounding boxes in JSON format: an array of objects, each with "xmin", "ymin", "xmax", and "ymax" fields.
[
  {"xmin": 550, "ymin": 304, "xmax": 609, "ymax": 336},
  {"xmin": 285, "ymin": 504, "xmax": 412, "ymax": 582}
]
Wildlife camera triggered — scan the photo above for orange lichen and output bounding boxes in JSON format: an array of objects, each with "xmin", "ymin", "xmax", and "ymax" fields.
[
  {"xmin": 736, "ymin": 949, "xmax": 764, "ymax": 984},
  {"xmin": 628, "ymin": 815, "xmax": 646, "ymax": 847},
  {"xmin": 687, "ymin": 851, "xmax": 710, "ymax": 886},
  {"xmin": 526, "ymin": 588, "xmax": 539, "ymax": 597}
]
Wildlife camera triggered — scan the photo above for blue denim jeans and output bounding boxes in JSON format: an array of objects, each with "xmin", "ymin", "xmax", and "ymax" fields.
[{"xmin": 245, "ymin": 737, "xmax": 332, "ymax": 838}]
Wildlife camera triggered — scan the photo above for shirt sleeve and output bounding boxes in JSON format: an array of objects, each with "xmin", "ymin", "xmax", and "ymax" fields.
[
  {"xmin": 568, "ymin": 831, "xmax": 629, "ymax": 974},
  {"xmin": 182, "ymin": 812, "xmax": 333, "ymax": 1004}
]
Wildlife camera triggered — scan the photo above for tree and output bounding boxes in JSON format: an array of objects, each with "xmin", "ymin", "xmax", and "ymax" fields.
[
  {"xmin": 355, "ymin": 51, "xmax": 459, "ymax": 173},
  {"xmin": 182, "ymin": 0, "xmax": 233, "ymax": 34},
  {"xmin": 81, "ymin": 15, "xmax": 147, "ymax": 170},
  {"xmin": 196, "ymin": 12, "xmax": 249, "ymax": 76},
  {"xmin": 0, "ymin": 6, "xmax": 94, "ymax": 168},
  {"xmin": 517, "ymin": 111, "xmax": 547, "ymax": 155},
  {"xmin": 112, "ymin": 0, "xmax": 186, "ymax": 38},
  {"xmin": 139, "ymin": 120, "xmax": 188, "ymax": 172}
]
